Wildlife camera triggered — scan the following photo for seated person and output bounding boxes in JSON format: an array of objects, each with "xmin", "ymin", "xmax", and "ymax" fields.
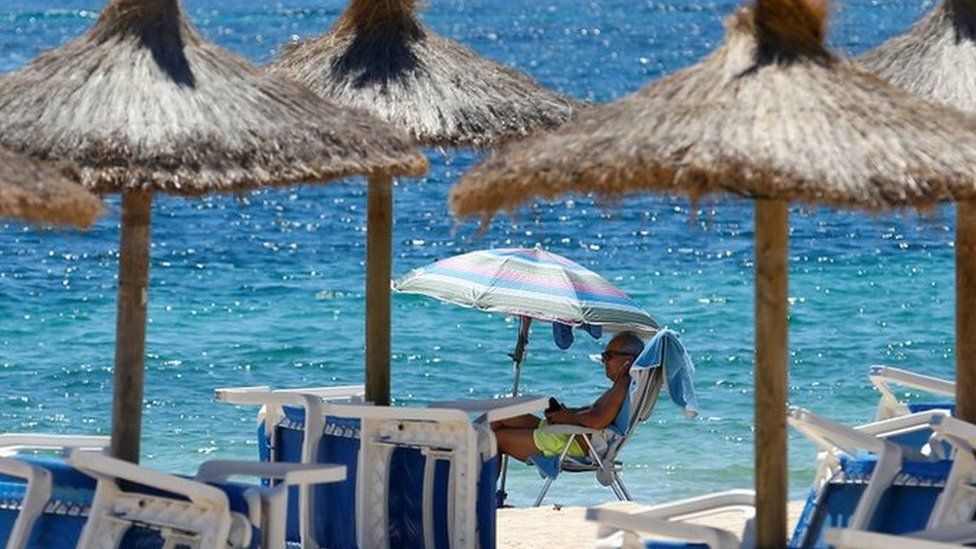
[{"xmin": 490, "ymin": 331, "xmax": 644, "ymax": 461}]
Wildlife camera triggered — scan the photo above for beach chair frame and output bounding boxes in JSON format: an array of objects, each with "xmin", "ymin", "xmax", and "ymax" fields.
[
  {"xmin": 0, "ymin": 433, "xmax": 109, "ymax": 549},
  {"xmin": 869, "ymin": 365, "xmax": 955, "ymax": 420},
  {"xmin": 215, "ymin": 384, "xmax": 363, "ymax": 548},
  {"xmin": 824, "ymin": 415, "xmax": 976, "ymax": 548},
  {"xmin": 68, "ymin": 450, "xmax": 346, "ymax": 549},
  {"xmin": 585, "ymin": 407, "xmax": 949, "ymax": 548},
  {"xmin": 532, "ymin": 363, "xmax": 665, "ymax": 506}
]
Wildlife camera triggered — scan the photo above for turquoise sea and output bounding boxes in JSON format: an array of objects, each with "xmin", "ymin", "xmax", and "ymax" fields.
[{"xmin": 0, "ymin": 0, "xmax": 957, "ymax": 507}]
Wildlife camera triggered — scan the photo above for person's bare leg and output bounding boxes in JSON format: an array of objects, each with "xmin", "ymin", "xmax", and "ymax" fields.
[
  {"xmin": 495, "ymin": 428, "xmax": 541, "ymax": 462},
  {"xmin": 491, "ymin": 414, "xmax": 541, "ymax": 431}
]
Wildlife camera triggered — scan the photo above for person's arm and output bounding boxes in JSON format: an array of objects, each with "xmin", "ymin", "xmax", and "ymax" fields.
[{"xmin": 546, "ymin": 376, "xmax": 629, "ymax": 429}]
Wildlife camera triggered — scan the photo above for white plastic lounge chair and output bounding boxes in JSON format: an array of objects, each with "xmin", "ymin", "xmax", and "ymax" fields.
[
  {"xmin": 68, "ymin": 449, "xmax": 345, "ymax": 549},
  {"xmin": 587, "ymin": 406, "xmax": 954, "ymax": 548},
  {"xmin": 215, "ymin": 384, "xmax": 365, "ymax": 548},
  {"xmin": 869, "ymin": 365, "xmax": 955, "ymax": 420},
  {"xmin": 825, "ymin": 415, "xmax": 976, "ymax": 548},
  {"xmin": 528, "ymin": 361, "xmax": 664, "ymax": 506},
  {"xmin": 216, "ymin": 384, "xmax": 528, "ymax": 549},
  {"xmin": 0, "ymin": 434, "xmax": 108, "ymax": 549}
]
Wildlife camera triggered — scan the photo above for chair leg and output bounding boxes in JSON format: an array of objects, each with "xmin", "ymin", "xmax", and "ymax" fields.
[
  {"xmin": 534, "ymin": 477, "xmax": 554, "ymax": 507},
  {"xmin": 613, "ymin": 473, "xmax": 633, "ymax": 502},
  {"xmin": 608, "ymin": 479, "xmax": 625, "ymax": 501}
]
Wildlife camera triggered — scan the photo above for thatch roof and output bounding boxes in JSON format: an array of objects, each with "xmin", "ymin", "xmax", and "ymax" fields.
[
  {"xmin": 0, "ymin": 0, "xmax": 427, "ymax": 196},
  {"xmin": 859, "ymin": 0, "xmax": 976, "ymax": 113},
  {"xmin": 267, "ymin": 0, "xmax": 583, "ymax": 149},
  {"xmin": 451, "ymin": 0, "xmax": 976, "ymax": 219},
  {"xmin": 0, "ymin": 147, "xmax": 101, "ymax": 227}
]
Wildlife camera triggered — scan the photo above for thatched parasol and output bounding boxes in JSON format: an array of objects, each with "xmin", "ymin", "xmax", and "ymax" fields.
[
  {"xmin": 451, "ymin": 0, "xmax": 976, "ymax": 544},
  {"xmin": 859, "ymin": 0, "xmax": 976, "ymax": 425},
  {"xmin": 0, "ymin": 147, "xmax": 101, "ymax": 227},
  {"xmin": 268, "ymin": 0, "xmax": 583, "ymax": 405},
  {"xmin": 0, "ymin": 0, "xmax": 426, "ymax": 463}
]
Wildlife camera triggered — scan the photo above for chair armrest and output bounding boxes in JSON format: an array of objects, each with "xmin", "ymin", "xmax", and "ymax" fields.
[
  {"xmin": 0, "ymin": 434, "xmax": 109, "ymax": 457},
  {"xmin": 0, "ymin": 458, "xmax": 52, "ymax": 549},
  {"xmin": 427, "ymin": 396, "xmax": 547, "ymax": 424},
  {"xmin": 587, "ymin": 507, "xmax": 742, "ymax": 549},
  {"xmin": 68, "ymin": 450, "xmax": 228, "ymax": 509},
  {"xmin": 825, "ymin": 528, "xmax": 961, "ymax": 549},
  {"xmin": 788, "ymin": 407, "xmax": 886, "ymax": 455},
  {"xmin": 539, "ymin": 424, "xmax": 605, "ymax": 436},
  {"xmin": 275, "ymin": 385, "xmax": 365, "ymax": 402},
  {"xmin": 620, "ymin": 489, "xmax": 755, "ymax": 521},
  {"xmin": 931, "ymin": 415, "xmax": 976, "ymax": 454},
  {"xmin": 869, "ymin": 365, "xmax": 955, "ymax": 397},
  {"xmin": 854, "ymin": 409, "xmax": 951, "ymax": 437},
  {"xmin": 214, "ymin": 386, "xmax": 273, "ymax": 406},
  {"xmin": 196, "ymin": 460, "xmax": 346, "ymax": 486}
]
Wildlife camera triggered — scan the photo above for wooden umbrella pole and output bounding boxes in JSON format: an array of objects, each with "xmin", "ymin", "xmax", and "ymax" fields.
[
  {"xmin": 754, "ymin": 199, "xmax": 789, "ymax": 548},
  {"xmin": 110, "ymin": 189, "xmax": 153, "ymax": 463},
  {"xmin": 957, "ymin": 201, "xmax": 976, "ymax": 423},
  {"xmin": 366, "ymin": 173, "xmax": 394, "ymax": 406}
]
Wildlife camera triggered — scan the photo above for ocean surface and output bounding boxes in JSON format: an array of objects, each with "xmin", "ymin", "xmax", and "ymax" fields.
[{"xmin": 0, "ymin": 0, "xmax": 957, "ymax": 507}]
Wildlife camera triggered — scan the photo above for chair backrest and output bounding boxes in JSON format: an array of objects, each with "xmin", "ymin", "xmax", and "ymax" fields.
[
  {"xmin": 790, "ymin": 455, "xmax": 951, "ymax": 547},
  {"xmin": 598, "ymin": 364, "xmax": 665, "ymax": 465}
]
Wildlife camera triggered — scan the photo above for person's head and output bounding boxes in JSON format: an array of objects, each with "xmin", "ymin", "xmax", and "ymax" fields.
[{"xmin": 601, "ymin": 331, "xmax": 644, "ymax": 381}]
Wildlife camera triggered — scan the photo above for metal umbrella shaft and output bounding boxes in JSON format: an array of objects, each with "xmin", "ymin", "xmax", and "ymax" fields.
[{"xmin": 498, "ymin": 315, "xmax": 532, "ymax": 506}]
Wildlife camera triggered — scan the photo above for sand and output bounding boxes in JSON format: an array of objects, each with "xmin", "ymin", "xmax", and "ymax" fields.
[{"xmin": 497, "ymin": 500, "xmax": 806, "ymax": 548}]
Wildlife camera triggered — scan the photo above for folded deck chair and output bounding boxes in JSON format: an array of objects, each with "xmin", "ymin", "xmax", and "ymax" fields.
[
  {"xmin": 870, "ymin": 365, "xmax": 955, "ymax": 420},
  {"xmin": 68, "ymin": 450, "xmax": 345, "ymax": 549},
  {"xmin": 587, "ymin": 406, "xmax": 954, "ymax": 548},
  {"xmin": 825, "ymin": 415, "xmax": 976, "ymax": 549},
  {"xmin": 216, "ymin": 384, "xmax": 509, "ymax": 549},
  {"xmin": 529, "ymin": 328, "xmax": 703, "ymax": 507}
]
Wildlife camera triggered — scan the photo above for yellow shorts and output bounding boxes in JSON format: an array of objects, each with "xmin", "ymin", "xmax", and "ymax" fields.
[{"xmin": 532, "ymin": 420, "xmax": 586, "ymax": 457}]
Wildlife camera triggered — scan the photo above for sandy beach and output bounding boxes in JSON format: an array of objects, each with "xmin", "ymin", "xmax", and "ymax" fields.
[{"xmin": 498, "ymin": 500, "xmax": 806, "ymax": 548}]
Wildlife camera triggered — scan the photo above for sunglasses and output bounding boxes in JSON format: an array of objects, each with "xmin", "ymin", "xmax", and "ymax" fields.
[{"xmin": 601, "ymin": 350, "xmax": 635, "ymax": 362}]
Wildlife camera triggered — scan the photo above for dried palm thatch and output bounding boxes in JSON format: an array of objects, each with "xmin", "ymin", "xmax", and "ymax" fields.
[
  {"xmin": 859, "ymin": 0, "xmax": 976, "ymax": 113},
  {"xmin": 0, "ymin": 0, "xmax": 429, "ymax": 464},
  {"xmin": 267, "ymin": 0, "xmax": 583, "ymax": 149},
  {"xmin": 859, "ymin": 2, "xmax": 976, "ymax": 424},
  {"xmin": 451, "ymin": 0, "xmax": 976, "ymax": 219},
  {"xmin": 0, "ymin": 147, "xmax": 101, "ymax": 227},
  {"xmin": 0, "ymin": 0, "xmax": 428, "ymax": 195}
]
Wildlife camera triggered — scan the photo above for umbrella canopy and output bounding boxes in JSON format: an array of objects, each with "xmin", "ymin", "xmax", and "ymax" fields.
[
  {"xmin": 267, "ymin": 0, "xmax": 583, "ymax": 149},
  {"xmin": 0, "ymin": 0, "xmax": 427, "ymax": 462},
  {"xmin": 859, "ymin": 0, "xmax": 976, "ymax": 425},
  {"xmin": 394, "ymin": 247, "xmax": 658, "ymax": 334},
  {"xmin": 0, "ymin": 147, "xmax": 101, "ymax": 227},
  {"xmin": 449, "ymin": 0, "xmax": 976, "ymax": 545}
]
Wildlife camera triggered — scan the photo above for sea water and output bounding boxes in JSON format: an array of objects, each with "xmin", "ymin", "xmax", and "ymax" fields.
[{"xmin": 0, "ymin": 0, "xmax": 954, "ymax": 507}]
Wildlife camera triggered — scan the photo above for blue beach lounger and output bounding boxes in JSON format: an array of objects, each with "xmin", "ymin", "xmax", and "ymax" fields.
[
  {"xmin": 587, "ymin": 406, "xmax": 956, "ymax": 548},
  {"xmin": 0, "ymin": 432, "xmax": 344, "ymax": 548},
  {"xmin": 825, "ymin": 415, "xmax": 976, "ymax": 548},
  {"xmin": 215, "ymin": 384, "xmax": 519, "ymax": 549},
  {"xmin": 0, "ymin": 434, "xmax": 108, "ymax": 549}
]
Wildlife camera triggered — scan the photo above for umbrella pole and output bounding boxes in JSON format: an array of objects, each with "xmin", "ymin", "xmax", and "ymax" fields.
[
  {"xmin": 511, "ymin": 316, "xmax": 532, "ymax": 397},
  {"xmin": 754, "ymin": 200, "xmax": 788, "ymax": 548},
  {"xmin": 957, "ymin": 201, "xmax": 976, "ymax": 423},
  {"xmin": 498, "ymin": 315, "xmax": 532, "ymax": 506},
  {"xmin": 366, "ymin": 172, "xmax": 393, "ymax": 406},
  {"xmin": 110, "ymin": 189, "xmax": 153, "ymax": 463}
]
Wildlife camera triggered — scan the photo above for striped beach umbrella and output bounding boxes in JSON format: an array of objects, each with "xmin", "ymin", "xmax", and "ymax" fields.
[{"xmin": 394, "ymin": 247, "xmax": 658, "ymax": 394}]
